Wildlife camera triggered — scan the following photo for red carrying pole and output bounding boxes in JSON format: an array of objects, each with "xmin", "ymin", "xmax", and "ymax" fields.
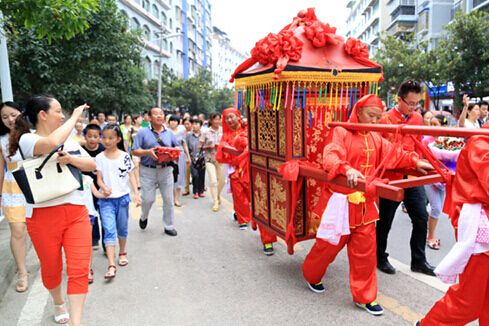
[{"xmin": 328, "ymin": 122, "xmax": 489, "ymax": 138}]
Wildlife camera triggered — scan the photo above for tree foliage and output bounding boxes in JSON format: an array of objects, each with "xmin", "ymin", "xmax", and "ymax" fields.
[
  {"xmin": 374, "ymin": 10, "xmax": 489, "ymax": 112},
  {"xmin": 155, "ymin": 66, "xmax": 234, "ymax": 115},
  {"xmin": 437, "ymin": 11, "xmax": 489, "ymax": 108},
  {"xmin": 0, "ymin": 0, "xmax": 99, "ymax": 42},
  {"xmin": 7, "ymin": 0, "xmax": 153, "ymax": 117}
]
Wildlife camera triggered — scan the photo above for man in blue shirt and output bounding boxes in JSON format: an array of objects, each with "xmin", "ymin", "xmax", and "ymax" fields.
[{"xmin": 132, "ymin": 107, "xmax": 178, "ymax": 236}]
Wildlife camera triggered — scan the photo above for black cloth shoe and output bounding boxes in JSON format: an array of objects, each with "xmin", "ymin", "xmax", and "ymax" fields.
[
  {"xmin": 377, "ymin": 260, "xmax": 396, "ymax": 274},
  {"xmin": 263, "ymin": 243, "xmax": 274, "ymax": 256},
  {"xmin": 355, "ymin": 302, "xmax": 384, "ymax": 316},
  {"xmin": 411, "ymin": 261, "xmax": 435, "ymax": 276},
  {"xmin": 139, "ymin": 218, "xmax": 148, "ymax": 230},
  {"xmin": 164, "ymin": 229, "xmax": 178, "ymax": 236},
  {"xmin": 307, "ymin": 282, "xmax": 325, "ymax": 293}
]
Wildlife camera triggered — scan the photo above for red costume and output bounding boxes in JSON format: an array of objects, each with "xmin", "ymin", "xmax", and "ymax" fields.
[
  {"xmin": 420, "ymin": 130, "xmax": 489, "ymax": 326},
  {"xmin": 379, "ymin": 107, "xmax": 424, "ymax": 180},
  {"xmin": 216, "ymin": 108, "xmax": 276, "ymax": 245},
  {"xmin": 302, "ymin": 95, "xmax": 420, "ymax": 304}
]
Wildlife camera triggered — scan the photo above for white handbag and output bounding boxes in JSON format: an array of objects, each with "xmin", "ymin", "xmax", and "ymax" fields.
[{"xmin": 13, "ymin": 144, "xmax": 83, "ymax": 204}]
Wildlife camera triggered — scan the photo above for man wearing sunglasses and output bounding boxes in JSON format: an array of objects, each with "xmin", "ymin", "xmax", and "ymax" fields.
[{"xmin": 376, "ymin": 80, "xmax": 436, "ymax": 276}]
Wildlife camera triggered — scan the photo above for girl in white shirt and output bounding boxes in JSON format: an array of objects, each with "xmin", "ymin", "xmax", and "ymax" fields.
[{"xmin": 96, "ymin": 124, "xmax": 140, "ymax": 280}]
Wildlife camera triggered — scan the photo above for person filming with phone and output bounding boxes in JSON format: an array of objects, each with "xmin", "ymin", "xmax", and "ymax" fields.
[{"xmin": 9, "ymin": 95, "xmax": 95, "ymax": 326}]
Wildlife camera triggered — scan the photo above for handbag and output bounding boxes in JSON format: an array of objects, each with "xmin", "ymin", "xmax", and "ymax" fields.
[
  {"xmin": 13, "ymin": 144, "xmax": 83, "ymax": 204},
  {"xmin": 191, "ymin": 147, "xmax": 205, "ymax": 170}
]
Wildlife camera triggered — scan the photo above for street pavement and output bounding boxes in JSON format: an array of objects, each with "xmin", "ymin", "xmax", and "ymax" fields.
[{"xmin": 0, "ymin": 189, "xmax": 466, "ymax": 326}]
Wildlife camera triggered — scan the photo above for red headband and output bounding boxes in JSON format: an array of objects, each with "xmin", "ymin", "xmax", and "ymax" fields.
[{"xmin": 349, "ymin": 94, "xmax": 384, "ymax": 123}]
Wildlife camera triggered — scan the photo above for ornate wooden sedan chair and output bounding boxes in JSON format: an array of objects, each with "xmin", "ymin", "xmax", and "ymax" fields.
[{"xmin": 225, "ymin": 8, "xmax": 489, "ymax": 254}]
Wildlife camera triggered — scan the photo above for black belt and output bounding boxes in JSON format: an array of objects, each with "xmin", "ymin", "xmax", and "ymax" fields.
[{"xmin": 142, "ymin": 163, "xmax": 171, "ymax": 169}]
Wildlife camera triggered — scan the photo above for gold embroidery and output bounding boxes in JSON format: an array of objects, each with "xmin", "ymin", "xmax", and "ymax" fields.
[
  {"xmin": 293, "ymin": 109, "xmax": 303, "ymax": 157},
  {"xmin": 294, "ymin": 193, "xmax": 304, "ymax": 235},
  {"xmin": 249, "ymin": 112, "xmax": 256, "ymax": 150},
  {"xmin": 257, "ymin": 110, "xmax": 278, "ymax": 153},
  {"xmin": 278, "ymin": 108, "xmax": 286, "ymax": 156},
  {"xmin": 253, "ymin": 172, "xmax": 268, "ymax": 219},
  {"xmin": 268, "ymin": 158, "xmax": 284, "ymax": 170},
  {"xmin": 251, "ymin": 154, "xmax": 266, "ymax": 166},
  {"xmin": 270, "ymin": 176, "xmax": 287, "ymax": 233}
]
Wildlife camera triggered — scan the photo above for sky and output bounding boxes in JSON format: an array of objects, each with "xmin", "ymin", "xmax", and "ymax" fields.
[{"xmin": 211, "ymin": 0, "xmax": 349, "ymax": 54}]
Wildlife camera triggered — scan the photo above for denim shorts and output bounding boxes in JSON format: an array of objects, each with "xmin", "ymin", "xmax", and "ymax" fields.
[
  {"xmin": 98, "ymin": 194, "xmax": 130, "ymax": 246},
  {"xmin": 424, "ymin": 184, "xmax": 446, "ymax": 219}
]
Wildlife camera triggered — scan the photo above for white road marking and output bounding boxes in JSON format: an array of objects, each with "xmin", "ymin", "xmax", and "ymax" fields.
[
  {"xmin": 389, "ymin": 257, "xmax": 449, "ymax": 293},
  {"xmin": 17, "ymin": 273, "xmax": 49, "ymax": 326}
]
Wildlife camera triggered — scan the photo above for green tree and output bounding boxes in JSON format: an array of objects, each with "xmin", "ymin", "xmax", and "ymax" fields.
[
  {"xmin": 211, "ymin": 87, "xmax": 234, "ymax": 112},
  {"xmin": 436, "ymin": 11, "xmax": 489, "ymax": 112},
  {"xmin": 1, "ymin": 0, "xmax": 99, "ymax": 42},
  {"xmin": 374, "ymin": 34, "xmax": 447, "ymax": 110},
  {"xmin": 157, "ymin": 68, "xmax": 233, "ymax": 115},
  {"xmin": 7, "ymin": 0, "xmax": 153, "ymax": 117}
]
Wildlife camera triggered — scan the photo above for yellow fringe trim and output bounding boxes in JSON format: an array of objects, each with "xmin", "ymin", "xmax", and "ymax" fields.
[{"xmin": 235, "ymin": 71, "xmax": 382, "ymax": 88}]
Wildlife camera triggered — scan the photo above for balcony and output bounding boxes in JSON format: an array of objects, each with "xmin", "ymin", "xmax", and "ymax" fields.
[
  {"xmin": 155, "ymin": 0, "xmax": 171, "ymax": 10},
  {"xmin": 121, "ymin": 0, "xmax": 170, "ymax": 33},
  {"xmin": 386, "ymin": 20, "xmax": 416, "ymax": 36},
  {"xmin": 144, "ymin": 40, "xmax": 172, "ymax": 58}
]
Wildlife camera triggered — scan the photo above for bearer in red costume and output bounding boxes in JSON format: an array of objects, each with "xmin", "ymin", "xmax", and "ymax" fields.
[
  {"xmin": 302, "ymin": 94, "xmax": 433, "ymax": 315},
  {"xmin": 216, "ymin": 108, "xmax": 277, "ymax": 255},
  {"xmin": 416, "ymin": 126, "xmax": 489, "ymax": 326}
]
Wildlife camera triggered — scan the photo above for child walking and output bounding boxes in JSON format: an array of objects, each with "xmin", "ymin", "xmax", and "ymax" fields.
[{"xmin": 96, "ymin": 124, "xmax": 141, "ymax": 280}]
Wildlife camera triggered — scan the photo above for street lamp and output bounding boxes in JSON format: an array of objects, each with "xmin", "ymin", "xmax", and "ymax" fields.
[{"xmin": 155, "ymin": 30, "xmax": 182, "ymax": 108}]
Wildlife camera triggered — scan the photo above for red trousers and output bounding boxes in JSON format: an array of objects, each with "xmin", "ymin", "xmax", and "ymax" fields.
[
  {"xmin": 421, "ymin": 254, "xmax": 489, "ymax": 326},
  {"xmin": 302, "ymin": 223, "xmax": 377, "ymax": 304},
  {"xmin": 26, "ymin": 204, "xmax": 91, "ymax": 295},
  {"xmin": 230, "ymin": 173, "xmax": 276, "ymax": 245}
]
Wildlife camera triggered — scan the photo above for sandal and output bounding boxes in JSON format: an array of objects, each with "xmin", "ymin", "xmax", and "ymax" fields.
[
  {"xmin": 104, "ymin": 265, "xmax": 117, "ymax": 280},
  {"xmin": 15, "ymin": 272, "xmax": 29, "ymax": 293},
  {"xmin": 118, "ymin": 253, "xmax": 129, "ymax": 267},
  {"xmin": 88, "ymin": 269, "xmax": 94, "ymax": 284},
  {"xmin": 54, "ymin": 303, "xmax": 70, "ymax": 324},
  {"xmin": 427, "ymin": 238, "xmax": 441, "ymax": 250}
]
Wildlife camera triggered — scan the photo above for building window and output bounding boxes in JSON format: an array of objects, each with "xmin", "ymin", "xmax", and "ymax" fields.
[
  {"xmin": 169, "ymin": 18, "xmax": 173, "ymax": 29},
  {"xmin": 143, "ymin": 25, "xmax": 151, "ymax": 41},
  {"xmin": 154, "ymin": 61, "xmax": 160, "ymax": 78},
  {"xmin": 143, "ymin": 0, "xmax": 150, "ymax": 11},
  {"xmin": 161, "ymin": 12, "xmax": 167, "ymax": 26},
  {"xmin": 145, "ymin": 57, "xmax": 152, "ymax": 79},
  {"xmin": 163, "ymin": 39, "xmax": 168, "ymax": 51},
  {"xmin": 152, "ymin": 4, "xmax": 159, "ymax": 18},
  {"xmin": 131, "ymin": 17, "xmax": 140, "ymax": 29},
  {"xmin": 170, "ymin": 42, "xmax": 174, "ymax": 53}
]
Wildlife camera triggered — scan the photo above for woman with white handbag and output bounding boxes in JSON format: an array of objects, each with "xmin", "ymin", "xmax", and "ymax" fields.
[{"xmin": 9, "ymin": 95, "xmax": 95, "ymax": 326}]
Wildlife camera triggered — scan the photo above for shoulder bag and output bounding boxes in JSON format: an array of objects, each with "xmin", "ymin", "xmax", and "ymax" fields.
[{"xmin": 13, "ymin": 144, "xmax": 83, "ymax": 204}]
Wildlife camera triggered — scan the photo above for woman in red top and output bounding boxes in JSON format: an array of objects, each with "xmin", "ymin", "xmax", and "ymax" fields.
[
  {"xmin": 216, "ymin": 108, "xmax": 277, "ymax": 255},
  {"xmin": 302, "ymin": 94, "xmax": 432, "ymax": 315}
]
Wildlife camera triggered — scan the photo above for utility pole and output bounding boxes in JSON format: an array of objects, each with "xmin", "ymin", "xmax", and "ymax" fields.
[{"xmin": 0, "ymin": 11, "xmax": 13, "ymax": 101}]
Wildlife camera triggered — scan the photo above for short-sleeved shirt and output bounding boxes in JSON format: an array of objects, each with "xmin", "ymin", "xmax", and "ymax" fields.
[
  {"xmin": 186, "ymin": 132, "xmax": 203, "ymax": 158},
  {"xmin": 95, "ymin": 150, "xmax": 134, "ymax": 198},
  {"xmin": 19, "ymin": 133, "xmax": 91, "ymax": 217},
  {"xmin": 202, "ymin": 127, "xmax": 222, "ymax": 163},
  {"xmin": 132, "ymin": 126, "xmax": 178, "ymax": 167}
]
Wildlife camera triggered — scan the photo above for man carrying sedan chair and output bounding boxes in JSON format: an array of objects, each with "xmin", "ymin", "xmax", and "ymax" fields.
[{"xmin": 302, "ymin": 94, "xmax": 433, "ymax": 316}]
